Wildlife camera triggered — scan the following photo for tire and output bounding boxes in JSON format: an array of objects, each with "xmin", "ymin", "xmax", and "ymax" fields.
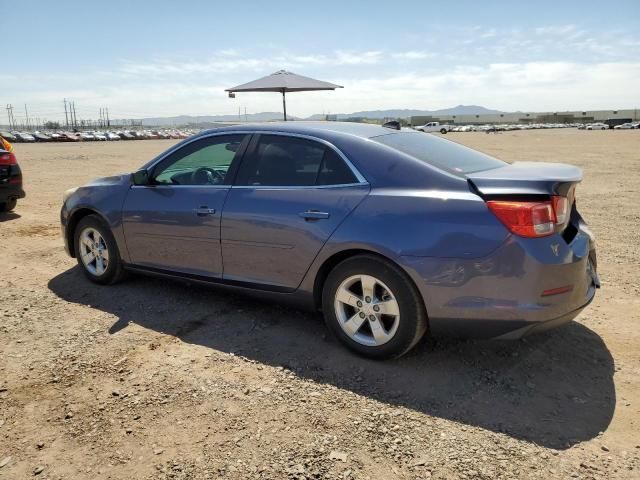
[
  {"xmin": 322, "ymin": 254, "xmax": 428, "ymax": 359},
  {"xmin": 440, "ymin": 128, "xmax": 447, "ymax": 134},
  {"xmin": 74, "ymin": 214, "xmax": 125, "ymax": 285},
  {"xmin": 0, "ymin": 198, "xmax": 17, "ymax": 212}
]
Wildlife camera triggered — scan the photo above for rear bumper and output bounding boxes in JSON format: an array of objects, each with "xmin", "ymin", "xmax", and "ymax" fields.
[
  {"xmin": 425, "ymin": 281, "xmax": 596, "ymax": 339},
  {"xmin": 402, "ymin": 221, "xmax": 599, "ymax": 339},
  {"xmin": 495, "ymin": 291, "xmax": 595, "ymax": 339}
]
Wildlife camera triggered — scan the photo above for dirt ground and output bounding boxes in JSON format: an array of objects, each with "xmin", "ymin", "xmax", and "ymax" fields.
[{"xmin": 1, "ymin": 129, "xmax": 638, "ymax": 480}]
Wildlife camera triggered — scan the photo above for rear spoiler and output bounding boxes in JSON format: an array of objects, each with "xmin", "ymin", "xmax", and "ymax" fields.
[{"xmin": 466, "ymin": 161, "xmax": 582, "ymax": 197}]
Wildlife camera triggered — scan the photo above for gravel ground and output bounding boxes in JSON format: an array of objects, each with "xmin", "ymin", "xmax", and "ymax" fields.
[{"xmin": 1, "ymin": 129, "xmax": 638, "ymax": 479}]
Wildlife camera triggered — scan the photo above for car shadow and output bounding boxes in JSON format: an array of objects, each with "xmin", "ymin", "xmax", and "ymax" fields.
[
  {"xmin": 0, "ymin": 211, "xmax": 21, "ymax": 222},
  {"xmin": 48, "ymin": 267, "xmax": 615, "ymax": 450}
]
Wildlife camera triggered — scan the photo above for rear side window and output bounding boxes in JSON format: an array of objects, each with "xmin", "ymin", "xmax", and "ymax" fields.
[
  {"xmin": 372, "ymin": 132, "xmax": 505, "ymax": 174},
  {"xmin": 317, "ymin": 149, "xmax": 357, "ymax": 185},
  {"xmin": 235, "ymin": 135, "xmax": 357, "ymax": 186}
]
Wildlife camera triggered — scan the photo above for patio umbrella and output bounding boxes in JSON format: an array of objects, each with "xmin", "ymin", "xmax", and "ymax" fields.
[{"xmin": 225, "ymin": 70, "xmax": 343, "ymax": 121}]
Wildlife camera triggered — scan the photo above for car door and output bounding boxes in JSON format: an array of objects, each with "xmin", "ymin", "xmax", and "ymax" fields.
[
  {"xmin": 121, "ymin": 133, "xmax": 249, "ymax": 278},
  {"xmin": 221, "ymin": 133, "xmax": 369, "ymax": 290}
]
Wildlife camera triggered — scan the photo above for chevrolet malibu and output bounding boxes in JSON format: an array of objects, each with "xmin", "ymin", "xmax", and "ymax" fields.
[{"xmin": 60, "ymin": 122, "xmax": 599, "ymax": 358}]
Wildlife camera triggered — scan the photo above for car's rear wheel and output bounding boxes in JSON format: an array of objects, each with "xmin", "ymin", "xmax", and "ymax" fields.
[
  {"xmin": 440, "ymin": 128, "xmax": 447, "ymax": 134},
  {"xmin": 74, "ymin": 215, "xmax": 125, "ymax": 285},
  {"xmin": 0, "ymin": 198, "xmax": 17, "ymax": 212},
  {"xmin": 322, "ymin": 255, "xmax": 427, "ymax": 359}
]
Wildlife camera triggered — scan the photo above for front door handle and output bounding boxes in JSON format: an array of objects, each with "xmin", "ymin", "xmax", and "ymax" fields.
[
  {"xmin": 194, "ymin": 206, "xmax": 216, "ymax": 216},
  {"xmin": 299, "ymin": 210, "xmax": 330, "ymax": 221}
]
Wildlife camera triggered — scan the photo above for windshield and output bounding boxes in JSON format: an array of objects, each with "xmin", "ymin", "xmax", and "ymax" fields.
[{"xmin": 372, "ymin": 132, "xmax": 506, "ymax": 175}]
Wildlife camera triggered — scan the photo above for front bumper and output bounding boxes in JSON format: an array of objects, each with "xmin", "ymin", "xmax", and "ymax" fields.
[{"xmin": 60, "ymin": 203, "xmax": 73, "ymax": 257}]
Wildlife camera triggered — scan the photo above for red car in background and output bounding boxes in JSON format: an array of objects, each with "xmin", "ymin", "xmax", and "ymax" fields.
[{"xmin": 0, "ymin": 144, "xmax": 25, "ymax": 212}]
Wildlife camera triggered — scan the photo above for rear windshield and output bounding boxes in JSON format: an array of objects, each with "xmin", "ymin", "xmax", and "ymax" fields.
[{"xmin": 372, "ymin": 132, "xmax": 505, "ymax": 175}]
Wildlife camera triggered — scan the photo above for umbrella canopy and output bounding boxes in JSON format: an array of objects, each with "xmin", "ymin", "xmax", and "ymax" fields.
[{"xmin": 225, "ymin": 70, "xmax": 343, "ymax": 120}]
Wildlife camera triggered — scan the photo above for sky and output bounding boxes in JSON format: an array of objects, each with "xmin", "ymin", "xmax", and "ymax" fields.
[{"xmin": 2, "ymin": 0, "xmax": 639, "ymax": 122}]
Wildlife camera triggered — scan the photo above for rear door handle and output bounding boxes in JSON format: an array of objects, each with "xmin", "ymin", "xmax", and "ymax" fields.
[
  {"xmin": 299, "ymin": 210, "xmax": 330, "ymax": 221},
  {"xmin": 194, "ymin": 206, "xmax": 216, "ymax": 216}
]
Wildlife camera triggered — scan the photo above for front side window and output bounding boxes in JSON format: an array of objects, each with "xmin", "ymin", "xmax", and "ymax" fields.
[
  {"xmin": 152, "ymin": 134, "xmax": 246, "ymax": 185},
  {"xmin": 235, "ymin": 135, "xmax": 357, "ymax": 186}
]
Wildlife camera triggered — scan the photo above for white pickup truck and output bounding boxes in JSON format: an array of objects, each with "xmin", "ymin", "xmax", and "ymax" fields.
[{"xmin": 413, "ymin": 122, "xmax": 451, "ymax": 134}]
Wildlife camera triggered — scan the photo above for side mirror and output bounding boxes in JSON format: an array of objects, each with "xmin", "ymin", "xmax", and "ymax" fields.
[{"xmin": 132, "ymin": 169, "xmax": 150, "ymax": 185}]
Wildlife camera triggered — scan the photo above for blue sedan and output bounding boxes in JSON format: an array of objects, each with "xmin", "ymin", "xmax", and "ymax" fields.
[{"xmin": 60, "ymin": 122, "xmax": 599, "ymax": 358}]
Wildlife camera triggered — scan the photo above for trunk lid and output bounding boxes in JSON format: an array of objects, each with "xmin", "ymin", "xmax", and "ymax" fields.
[{"xmin": 467, "ymin": 161, "xmax": 582, "ymax": 197}]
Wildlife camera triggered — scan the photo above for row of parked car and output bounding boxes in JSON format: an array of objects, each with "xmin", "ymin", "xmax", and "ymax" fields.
[
  {"xmin": 447, "ymin": 122, "xmax": 639, "ymax": 132},
  {"xmin": 577, "ymin": 122, "xmax": 640, "ymax": 130},
  {"xmin": 0, "ymin": 129, "xmax": 198, "ymax": 143}
]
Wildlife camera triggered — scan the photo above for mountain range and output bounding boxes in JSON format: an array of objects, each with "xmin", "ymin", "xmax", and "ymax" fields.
[{"xmin": 126, "ymin": 105, "xmax": 503, "ymax": 126}]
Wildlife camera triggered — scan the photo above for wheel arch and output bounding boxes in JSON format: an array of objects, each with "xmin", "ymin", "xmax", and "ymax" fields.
[
  {"xmin": 66, "ymin": 207, "xmax": 109, "ymax": 258},
  {"xmin": 312, "ymin": 248, "xmax": 428, "ymax": 320}
]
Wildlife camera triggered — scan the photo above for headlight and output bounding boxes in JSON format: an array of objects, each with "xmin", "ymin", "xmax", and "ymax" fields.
[{"xmin": 63, "ymin": 187, "xmax": 78, "ymax": 203}]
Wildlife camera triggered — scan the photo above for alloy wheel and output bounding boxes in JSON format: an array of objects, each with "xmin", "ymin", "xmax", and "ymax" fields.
[
  {"xmin": 79, "ymin": 227, "xmax": 109, "ymax": 276},
  {"xmin": 334, "ymin": 274, "xmax": 400, "ymax": 346}
]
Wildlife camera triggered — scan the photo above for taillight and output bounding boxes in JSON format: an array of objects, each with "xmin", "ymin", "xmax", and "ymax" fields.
[
  {"xmin": 488, "ymin": 194, "xmax": 572, "ymax": 238},
  {"xmin": 0, "ymin": 152, "xmax": 17, "ymax": 165},
  {"xmin": 487, "ymin": 200, "xmax": 556, "ymax": 237},
  {"xmin": 552, "ymin": 195, "xmax": 569, "ymax": 225}
]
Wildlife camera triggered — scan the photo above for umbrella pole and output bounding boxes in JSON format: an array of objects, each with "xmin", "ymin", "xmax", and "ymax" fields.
[{"xmin": 282, "ymin": 90, "xmax": 287, "ymax": 121}]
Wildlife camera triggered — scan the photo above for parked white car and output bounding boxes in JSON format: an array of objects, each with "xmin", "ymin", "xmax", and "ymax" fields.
[
  {"xmin": 79, "ymin": 132, "xmax": 95, "ymax": 141},
  {"xmin": 614, "ymin": 123, "xmax": 634, "ymax": 130},
  {"xmin": 586, "ymin": 123, "xmax": 608, "ymax": 130},
  {"xmin": 413, "ymin": 122, "xmax": 451, "ymax": 134}
]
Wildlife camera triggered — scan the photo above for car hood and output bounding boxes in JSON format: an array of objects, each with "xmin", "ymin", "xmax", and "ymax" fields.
[{"xmin": 84, "ymin": 174, "xmax": 131, "ymax": 187}]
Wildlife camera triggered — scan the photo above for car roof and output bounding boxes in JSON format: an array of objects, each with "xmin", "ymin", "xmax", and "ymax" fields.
[{"xmin": 200, "ymin": 121, "xmax": 393, "ymax": 140}]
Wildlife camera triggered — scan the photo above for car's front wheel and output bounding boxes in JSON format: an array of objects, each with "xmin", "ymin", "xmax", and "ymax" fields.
[
  {"xmin": 440, "ymin": 128, "xmax": 447, "ymax": 134},
  {"xmin": 74, "ymin": 215, "xmax": 125, "ymax": 285},
  {"xmin": 322, "ymin": 255, "xmax": 428, "ymax": 359}
]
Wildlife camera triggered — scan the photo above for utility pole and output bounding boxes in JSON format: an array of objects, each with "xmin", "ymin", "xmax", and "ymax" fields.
[
  {"xmin": 24, "ymin": 104, "xmax": 30, "ymax": 130},
  {"xmin": 6, "ymin": 104, "xmax": 15, "ymax": 130},
  {"xmin": 71, "ymin": 102, "xmax": 77, "ymax": 129},
  {"xmin": 64, "ymin": 99, "xmax": 69, "ymax": 129},
  {"xmin": 106, "ymin": 107, "xmax": 110, "ymax": 128}
]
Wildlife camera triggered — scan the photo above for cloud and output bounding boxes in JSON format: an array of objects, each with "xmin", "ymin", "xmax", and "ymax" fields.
[
  {"xmin": 48, "ymin": 62, "xmax": 640, "ymax": 118},
  {"xmin": 3, "ymin": 33, "xmax": 639, "ymax": 121},
  {"xmin": 391, "ymin": 51, "xmax": 435, "ymax": 60},
  {"xmin": 330, "ymin": 62, "xmax": 640, "ymax": 113},
  {"xmin": 116, "ymin": 49, "xmax": 384, "ymax": 77}
]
